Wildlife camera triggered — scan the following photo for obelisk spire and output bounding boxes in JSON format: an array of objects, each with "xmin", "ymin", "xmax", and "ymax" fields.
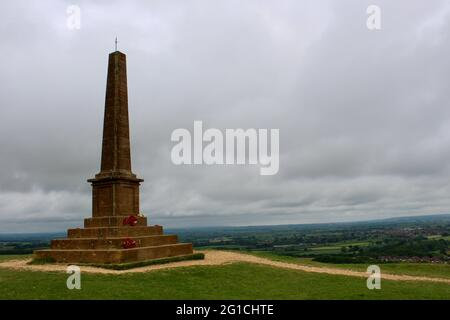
[
  {"xmin": 97, "ymin": 51, "xmax": 133, "ymax": 178},
  {"xmin": 88, "ymin": 50, "xmax": 142, "ymax": 218}
]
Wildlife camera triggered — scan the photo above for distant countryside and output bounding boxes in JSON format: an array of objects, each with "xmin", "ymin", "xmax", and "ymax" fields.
[
  {"xmin": 177, "ymin": 214, "xmax": 450, "ymax": 265},
  {"xmin": 2, "ymin": 214, "xmax": 449, "ymax": 265}
]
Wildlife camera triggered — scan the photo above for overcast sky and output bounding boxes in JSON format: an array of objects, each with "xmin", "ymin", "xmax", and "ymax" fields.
[{"xmin": 0, "ymin": 0, "xmax": 450, "ymax": 232}]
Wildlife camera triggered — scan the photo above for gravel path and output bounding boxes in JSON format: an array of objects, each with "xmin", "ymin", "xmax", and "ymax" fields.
[{"xmin": 0, "ymin": 250, "xmax": 449, "ymax": 284}]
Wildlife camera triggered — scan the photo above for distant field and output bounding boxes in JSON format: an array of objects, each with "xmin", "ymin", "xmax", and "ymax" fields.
[
  {"xmin": 249, "ymin": 251, "xmax": 450, "ymax": 279},
  {"xmin": 311, "ymin": 241, "xmax": 371, "ymax": 250},
  {"xmin": 428, "ymin": 235, "xmax": 450, "ymax": 241},
  {"xmin": 262, "ymin": 240, "xmax": 371, "ymax": 256},
  {"xmin": 0, "ymin": 255, "xmax": 449, "ymax": 299},
  {"xmin": 308, "ymin": 246, "xmax": 342, "ymax": 251}
]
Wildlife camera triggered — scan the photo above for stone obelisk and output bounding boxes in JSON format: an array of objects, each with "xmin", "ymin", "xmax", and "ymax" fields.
[
  {"xmin": 88, "ymin": 51, "xmax": 143, "ymax": 219},
  {"xmin": 34, "ymin": 51, "xmax": 193, "ymax": 264}
]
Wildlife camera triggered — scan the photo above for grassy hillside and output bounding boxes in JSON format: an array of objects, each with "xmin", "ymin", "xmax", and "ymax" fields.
[{"xmin": 0, "ymin": 256, "xmax": 449, "ymax": 299}]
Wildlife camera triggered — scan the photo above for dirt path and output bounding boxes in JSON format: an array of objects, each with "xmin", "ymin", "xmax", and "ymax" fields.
[{"xmin": 1, "ymin": 250, "xmax": 449, "ymax": 284}]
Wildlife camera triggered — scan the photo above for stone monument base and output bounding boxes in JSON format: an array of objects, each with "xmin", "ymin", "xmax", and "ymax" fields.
[{"xmin": 34, "ymin": 216, "xmax": 193, "ymax": 264}]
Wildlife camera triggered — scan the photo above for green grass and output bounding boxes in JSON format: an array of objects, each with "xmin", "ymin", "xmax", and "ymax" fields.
[
  {"xmin": 0, "ymin": 261, "xmax": 449, "ymax": 299},
  {"xmin": 1, "ymin": 253, "xmax": 449, "ymax": 299},
  {"xmin": 249, "ymin": 251, "xmax": 450, "ymax": 279}
]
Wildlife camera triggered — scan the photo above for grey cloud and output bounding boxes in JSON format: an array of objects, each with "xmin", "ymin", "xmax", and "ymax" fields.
[{"xmin": 1, "ymin": 0, "xmax": 450, "ymax": 232}]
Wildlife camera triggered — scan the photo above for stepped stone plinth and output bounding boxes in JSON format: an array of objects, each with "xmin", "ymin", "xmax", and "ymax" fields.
[{"xmin": 34, "ymin": 50, "xmax": 193, "ymax": 264}]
